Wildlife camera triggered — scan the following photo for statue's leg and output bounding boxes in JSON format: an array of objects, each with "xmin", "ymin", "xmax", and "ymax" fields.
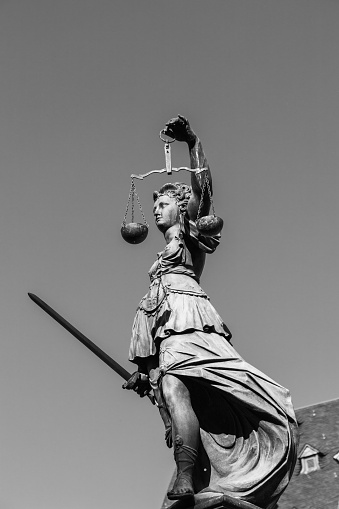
[
  {"xmin": 162, "ymin": 374, "xmax": 199, "ymax": 501},
  {"xmin": 147, "ymin": 358, "xmax": 173, "ymax": 448}
]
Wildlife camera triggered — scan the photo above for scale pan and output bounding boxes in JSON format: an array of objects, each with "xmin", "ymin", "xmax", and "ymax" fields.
[
  {"xmin": 196, "ymin": 215, "xmax": 223, "ymax": 237},
  {"xmin": 121, "ymin": 223, "xmax": 148, "ymax": 244}
]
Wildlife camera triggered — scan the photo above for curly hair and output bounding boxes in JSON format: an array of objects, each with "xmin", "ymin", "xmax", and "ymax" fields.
[{"xmin": 153, "ymin": 182, "xmax": 192, "ymax": 214}]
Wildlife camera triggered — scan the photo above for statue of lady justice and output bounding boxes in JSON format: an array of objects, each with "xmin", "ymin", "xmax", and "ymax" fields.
[{"xmin": 123, "ymin": 116, "xmax": 298, "ymax": 509}]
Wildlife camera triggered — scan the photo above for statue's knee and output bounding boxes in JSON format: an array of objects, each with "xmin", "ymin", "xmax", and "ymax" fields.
[
  {"xmin": 162, "ymin": 375, "xmax": 188, "ymax": 411},
  {"xmin": 161, "ymin": 375, "xmax": 175, "ymax": 408}
]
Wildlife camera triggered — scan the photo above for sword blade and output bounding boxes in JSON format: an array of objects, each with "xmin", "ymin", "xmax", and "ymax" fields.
[{"xmin": 28, "ymin": 293, "xmax": 132, "ymax": 381}]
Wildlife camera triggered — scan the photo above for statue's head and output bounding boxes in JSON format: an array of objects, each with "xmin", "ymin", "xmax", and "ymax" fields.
[
  {"xmin": 153, "ymin": 183, "xmax": 191, "ymax": 213},
  {"xmin": 152, "ymin": 182, "xmax": 191, "ymax": 232}
]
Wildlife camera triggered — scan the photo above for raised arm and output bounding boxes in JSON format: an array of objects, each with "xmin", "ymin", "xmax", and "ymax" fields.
[{"xmin": 163, "ymin": 116, "xmax": 212, "ymax": 221}]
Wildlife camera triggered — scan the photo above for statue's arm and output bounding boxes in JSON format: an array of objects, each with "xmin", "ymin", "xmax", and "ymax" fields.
[
  {"xmin": 163, "ymin": 115, "xmax": 212, "ymax": 221},
  {"xmin": 187, "ymin": 135, "xmax": 212, "ymax": 221}
]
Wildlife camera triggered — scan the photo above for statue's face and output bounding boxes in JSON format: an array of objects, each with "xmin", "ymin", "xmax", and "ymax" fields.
[{"xmin": 153, "ymin": 195, "xmax": 180, "ymax": 232}]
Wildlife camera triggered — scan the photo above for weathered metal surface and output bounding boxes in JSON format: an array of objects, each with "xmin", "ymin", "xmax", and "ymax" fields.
[
  {"xmin": 195, "ymin": 215, "xmax": 223, "ymax": 237},
  {"xmin": 121, "ymin": 222, "xmax": 148, "ymax": 244}
]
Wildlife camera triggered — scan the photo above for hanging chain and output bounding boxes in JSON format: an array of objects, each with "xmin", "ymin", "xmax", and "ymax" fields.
[
  {"xmin": 122, "ymin": 178, "xmax": 149, "ymax": 227},
  {"xmin": 122, "ymin": 179, "xmax": 134, "ymax": 226},
  {"xmin": 205, "ymin": 176, "xmax": 215, "ymax": 215},
  {"xmin": 131, "ymin": 180, "xmax": 135, "ymax": 222},
  {"xmin": 196, "ymin": 172, "xmax": 215, "ymax": 220},
  {"xmin": 135, "ymin": 186, "xmax": 149, "ymax": 226}
]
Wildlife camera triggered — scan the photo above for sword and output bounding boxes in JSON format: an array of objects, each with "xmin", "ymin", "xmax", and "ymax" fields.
[
  {"xmin": 28, "ymin": 293, "xmax": 169, "ymax": 439},
  {"xmin": 28, "ymin": 292, "xmax": 132, "ymax": 380}
]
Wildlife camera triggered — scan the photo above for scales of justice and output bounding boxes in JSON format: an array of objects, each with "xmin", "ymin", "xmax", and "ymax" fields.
[
  {"xmin": 120, "ymin": 124, "xmax": 223, "ymax": 245},
  {"xmin": 29, "ymin": 116, "xmax": 298, "ymax": 509}
]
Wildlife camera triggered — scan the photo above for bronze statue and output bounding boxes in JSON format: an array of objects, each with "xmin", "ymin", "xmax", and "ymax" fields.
[{"xmin": 123, "ymin": 116, "xmax": 298, "ymax": 509}]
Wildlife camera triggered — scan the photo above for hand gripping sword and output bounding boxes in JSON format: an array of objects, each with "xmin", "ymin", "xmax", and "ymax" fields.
[{"xmin": 27, "ymin": 293, "xmax": 154, "ymax": 400}]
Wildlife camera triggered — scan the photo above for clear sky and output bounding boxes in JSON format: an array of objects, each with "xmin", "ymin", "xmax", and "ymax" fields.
[{"xmin": 1, "ymin": 1, "xmax": 339, "ymax": 508}]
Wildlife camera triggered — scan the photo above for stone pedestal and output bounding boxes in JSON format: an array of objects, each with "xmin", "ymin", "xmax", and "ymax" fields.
[{"xmin": 163, "ymin": 492, "xmax": 261, "ymax": 509}]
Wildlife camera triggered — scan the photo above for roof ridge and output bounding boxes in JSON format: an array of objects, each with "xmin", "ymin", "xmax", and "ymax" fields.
[{"xmin": 296, "ymin": 396, "xmax": 339, "ymax": 410}]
